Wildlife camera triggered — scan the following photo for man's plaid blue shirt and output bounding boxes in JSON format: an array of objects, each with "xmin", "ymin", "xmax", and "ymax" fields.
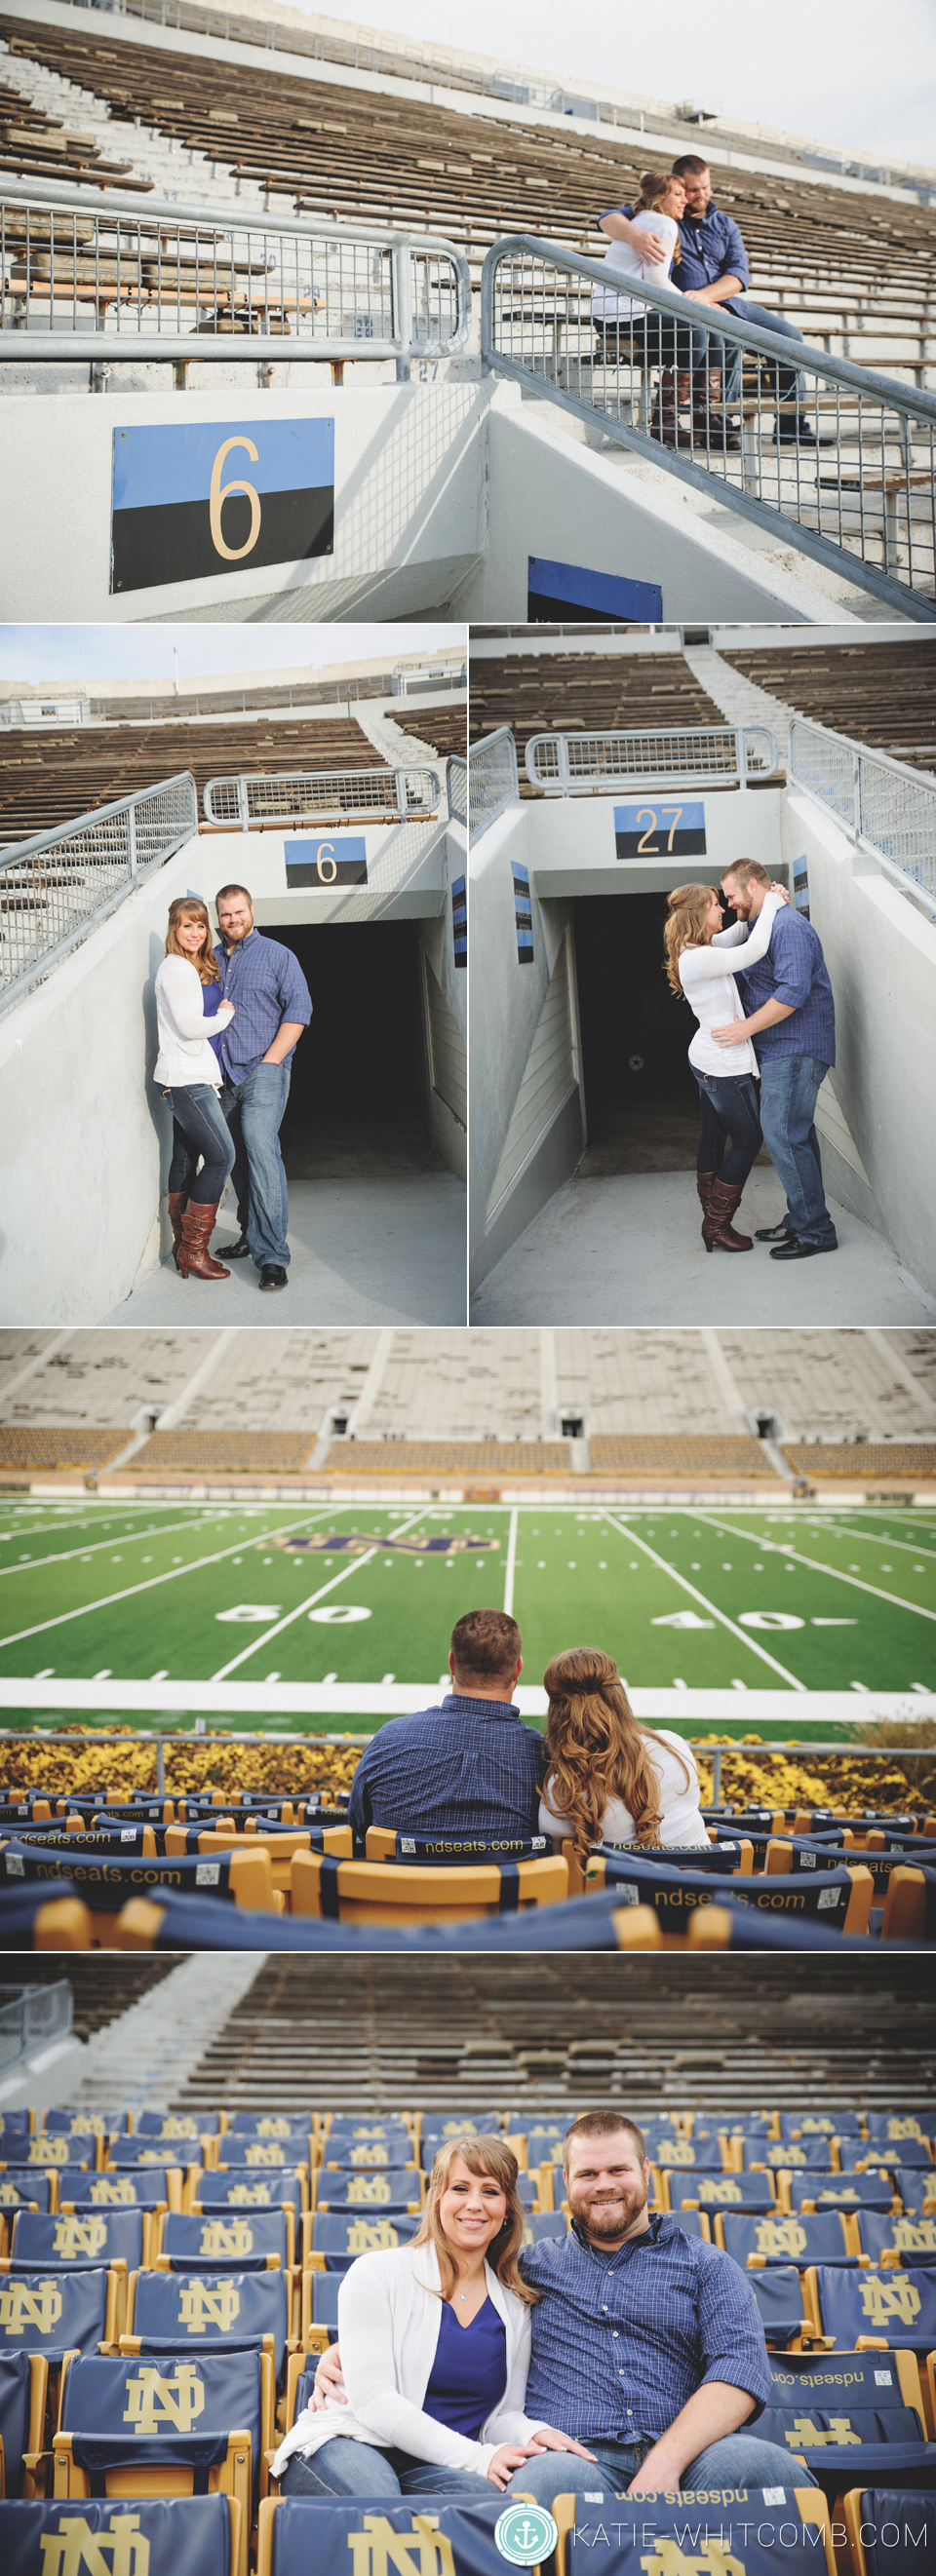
[
  {"xmin": 520, "ymin": 2215, "xmax": 770, "ymax": 2443},
  {"xmin": 733, "ymin": 905, "xmax": 836, "ymax": 1065},
  {"xmin": 347, "ymin": 1693, "xmax": 546, "ymax": 1843},
  {"xmin": 212, "ymin": 929, "xmax": 312, "ymax": 1084}
]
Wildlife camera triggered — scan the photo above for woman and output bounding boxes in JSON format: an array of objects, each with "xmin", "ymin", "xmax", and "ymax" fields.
[
  {"xmin": 663, "ymin": 880, "xmax": 787, "ymax": 1252},
  {"xmin": 271, "ymin": 2136, "xmax": 592, "ymax": 2500},
  {"xmin": 538, "ymin": 1647, "xmax": 709, "ymax": 1865},
  {"xmin": 154, "ymin": 897, "xmax": 236, "ymax": 1283},
  {"xmin": 592, "ymin": 172, "xmax": 694, "ymax": 443}
]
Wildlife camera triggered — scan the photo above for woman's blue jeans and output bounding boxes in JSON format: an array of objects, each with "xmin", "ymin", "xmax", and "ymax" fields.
[
  {"xmin": 279, "ymin": 2440, "xmax": 483, "ymax": 2499},
  {"xmin": 164, "ymin": 1083, "xmax": 236, "ymax": 1206},
  {"xmin": 692, "ymin": 1069, "xmax": 762, "ymax": 1188}
]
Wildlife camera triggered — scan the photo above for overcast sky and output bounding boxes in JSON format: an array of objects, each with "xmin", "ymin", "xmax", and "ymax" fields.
[
  {"xmin": 0, "ymin": 626, "xmax": 462, "ymax": 686},
  {"xmin": 295, "ymin": 0, "xmax": 936, "ymax": 171}
]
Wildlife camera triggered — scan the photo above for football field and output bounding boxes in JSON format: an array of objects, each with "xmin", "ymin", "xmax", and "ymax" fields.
[{"xmin": 0, "ymin": 1495, "xmax": 933, "ymax": 1738}]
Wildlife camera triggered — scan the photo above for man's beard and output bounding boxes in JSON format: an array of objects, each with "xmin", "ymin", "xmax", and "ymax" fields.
[{"xmin": 568, "ymin": 2178, "xmax": 647, "ymax": 2240}]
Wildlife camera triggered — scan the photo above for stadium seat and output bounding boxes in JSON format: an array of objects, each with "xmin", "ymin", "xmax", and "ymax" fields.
[
  {"xmin": 746, "ymin": 2265, "xmax": 814, "ymax": 2351},
  {"xmin": 791, "ymin": 2175, "xmax": 899, "ymax": 2214},
  {"xmin": 256, "ymin": 2484, "xmax": 836, "ymax": 2576},
  {"xmin": 299, "ymin": 2272, "xmax": 339, "ymax": 2353},
  {"xmin": 715, "ymin": 2211, "xmax": 861, "ymax": 2268},
  {"xmin": 363, "ymin": 1831, "xmax": 552, "ymax": 1865},
  {"xmin": 0, "ymin": 1841, "xmax": 285, "ymax": 1931},
  {"xmin": 223, "ymin": 2121, "xmax": 309, "ymax": 2146},
  {"xmin": 803, "ymin": 2265, "xmax": 936, "ymax": 2381},
  {"xmin": 755, "ymin": 2349, "xmax": 931, "ymax": 2503},
  {"xmin": 0, "ymin": 1884, "xmax": 92, "ymax": 1952},
  {"xmin": 107, "ymin": 2140, "xmax": 203, "ymax": 2173},
  {"xmin": 866, "ymin": 2117, "xmax": 934, "ymax": 2154},
  {"xmin": 41, "ymin": 2117, "xmax": 110, "ymax": 2144},
  {"xmin": 10, "ymin": 2213, "xmax": 146, "ymax": 2332},
  {"xmin": 655, "ymin": 2135, "xmax": 728, "ymax": 2171},
  {"xmin": 0, "ymin": 2178, "xmax": 58, "ymax": 2225},
  {"xmin": 584, "ymin": 1851, "xmax": 875, "ymax": 1936},
  {"xmin": 134, "ymin": 2115, "xmax": 221, "ymax": 2144},
  {"xmin": 892, "ymin": 2172, "xmax": 936, "ymax": 2213},
  {"xmin": 781, "ymin": 2112, "xmax": 863, "ymax": 2138},
  {"xmin": 756, "ymin": 2141, "xmax": 837, "ymax": 2173},
  {"xmin": 52, "ymin": 2348, "xmax": 268, "ymax": 2576},
  {"xmin": 0, "ymin": 2495, "xmax": 241, "ymax": 2576},
  {"xmin": 312, "ymin": 2171, "xmax": 422, "ymax": 2215},
  {"xmin": 856, "ymin": 2212, "xmax": 936, "ymax": 2267},
  {"xmin": 61, "ymin": 2172, "xmax": 182, "ymax": 2219},
  {"xmin": 663, "ymin": 2171, "xmax": 778, "ymax": 2214},
  {"xmin": 189, "ymin": 2178, "xmax": 306, "ymax": 2235},
  {"xmin": 0, "ymin": 2349, "xmax": 47, "ymax": 2501},
  {"xmin": 0, "ymin": 2266, "xmax": 120, "ymax": 2362},
  {"xmin": 156, "ymin": 2211, "xmax": 294, "ymax": 2277},
  {"xmin": 14, "ymin": 2142, "xmax": 93, "ymax": 2175},
  {"xmin": 291, "ymin": 1851, "xmax": 569, "ymax": 1924},
  {"xmin": 842, "ymin": 2486, "xmax": 936, "ymax": 2576},
  {"xmin": 304, "ymin": 2213, "xmax": 416, "ymax": 2275},
  {"xmin": 121, "ymin": 2269, "xmax": 292, "ymax": 2390}
]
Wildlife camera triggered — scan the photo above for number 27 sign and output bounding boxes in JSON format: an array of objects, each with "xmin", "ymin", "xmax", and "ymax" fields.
[
  {"xmin": 614, "ymin": 800, "xmax": 706, "ymax": 859},
  {"xmin": 111, "ymin": 418, "xmax": 334, "ymax": 593}
]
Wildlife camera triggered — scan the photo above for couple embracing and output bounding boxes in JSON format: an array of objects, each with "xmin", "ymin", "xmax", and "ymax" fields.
[
  {"xmin": 153, "ymin": 884, "xmax": 311, "ymax": 1290},
  {"xmin": 272, "ymin": 2112, "xmax": 811, "ymax": 2508},
  {"xmin": 665, "ymin": 858, "xmax": 838, "ymax": 1261}
]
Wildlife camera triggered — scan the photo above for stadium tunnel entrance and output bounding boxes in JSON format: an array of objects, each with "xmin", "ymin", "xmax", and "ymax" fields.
[
  {"xmin": 569, "ymin": 891, "xmax": 754, "ymax": 1181},
  {"xmin": 260, "ymin": 917, "xmax": 457, "ymax": 1182}
]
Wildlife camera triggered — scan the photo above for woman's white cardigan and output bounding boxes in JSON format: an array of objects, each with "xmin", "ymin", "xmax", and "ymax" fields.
[
  {"xmin": 271, "ymin": 2240, "xmax": 550, "ymax": 2481},
  {"xmin": 153, "ymin": 954, "xmax": 233, "ymax": 1090}
]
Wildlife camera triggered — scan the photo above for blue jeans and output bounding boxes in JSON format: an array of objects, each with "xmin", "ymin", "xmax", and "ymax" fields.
[
  {"xmin": 708, "ymin": 303, "xmax": 806, "ymax": 411},
  {"xmin": 692, "ymin": 1069, "xmax": 762, "ymax": 1189},
  {"xmin": 164, "ymin": 1084, "xmax": 236, "ymax": 1206},
  {"xmin": 220, "ymin": 1060, "xmax": 292, "ymax": 1269},
  {"xmin": 280, "ymin": 2440, "xmax": 483, "ymax": 2499},
  {"xmin": 507, "ymin": 2433, "xmax": 818, "ymax": 2505},
  {"xmin": 757, "ymin": 1056, "xmax": 837, "ymax": 1247}
]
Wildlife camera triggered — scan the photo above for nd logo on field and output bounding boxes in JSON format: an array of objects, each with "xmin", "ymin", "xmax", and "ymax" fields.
[{"xmin": 265, "ymin": 1531, "xmax": 501, "ymax": 1556}]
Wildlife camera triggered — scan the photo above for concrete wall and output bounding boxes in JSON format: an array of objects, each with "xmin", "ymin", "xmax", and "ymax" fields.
[
  {"xmin": 0, "ymin": 385, "xmax": 487, "ymax": 622},
  {"xmin": 521, "ymin": 782, "xmax": 783, "ymax": 896},
  {"xmin": 781, "ymin": 789, "xmax": 936, "ymax": 1297},
  {"xmin": 468, "ymin": 802, "xmax": 580, "ymax": 1285},
  {"xmin": 457, "ymin": 387, "xmax": 867, "ymax": 625},
  {"xmin": 416, "ymin": 819, "xmax": 467, "ymax": 1180}
]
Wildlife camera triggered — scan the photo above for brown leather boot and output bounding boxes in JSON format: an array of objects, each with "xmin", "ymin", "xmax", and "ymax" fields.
[
  {"xmin": 702, "ymin": 1175, "xmax": 754, "ymax": 1253},
  {"xmin": 167, "ymin": 1191, "xmax": 188, "ymax": 1273},
  {"xmin": 177, "ymin": 1201, "xmax": 231, "ymax": 1282},
  {"xmin": 696, "ymin": 1170, "xmax": 718, "ymax": 1221}
]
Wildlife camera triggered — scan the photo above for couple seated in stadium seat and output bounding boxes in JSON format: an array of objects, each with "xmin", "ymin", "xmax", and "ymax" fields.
[
  {"xmin": 345, "ymin": 1609, "xmax": 708, "ymax": 1861},
  {"xmin": 273, "ymin": 2111, "xmax": 812, "ymax": 2505}
]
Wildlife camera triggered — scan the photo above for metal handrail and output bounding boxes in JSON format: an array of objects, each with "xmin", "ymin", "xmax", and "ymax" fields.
[
  {"xmin": 0, "ymin": 771, "xmax": 198, "ymax": 1013},
  {"xmin": 447, "ymin": 756, "xmax": 468, "ymax": 827},
  {"xmin": 0, "ymin": 176, "xmax": 472, "ymax": 380},
  {"xmin": 524, "ymin": 723, "xmax": 781, "ymax": 793},
  {"xmin": 468, "ymin": 727, "xmax": 519, "ymax": 847},
  {"xmin": 481, "ymin": 235, "xmax": 936, "ymax": 616},
  {"xmin": 0, "ymin": 1978, "xmax": 72, "ymax": 2076},
  {"xmin": 202, "ymin": 766, "xmax": 442, "ymax": 828},
  {"xmin": 788, "ymin": 716, "xmax": 936, "ymax": 903}
]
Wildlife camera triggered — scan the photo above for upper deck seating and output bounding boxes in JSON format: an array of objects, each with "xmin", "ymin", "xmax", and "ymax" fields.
[
  {"xmin": 0, "ymin": 75, "xmax": 148, "ymax": 190},
  {"xmin": 10, "ymin": 15, "xmax": 936, "ymax": 385},
  {"xmin": 394, "ymin": 708, "xmax": 466, "ymax": 761},
  {"xmin": 0, "ymin": 713, "xmax": 384, "ymax": 850},
  {"xmin": 720, "ymin": 642, "xmax": 936, "ymax": 774},
  {"xmin": 469, "ymin": 652, "xmax": 729, "ymax": 798},
  {"xmin": 321, "ymin": 1440, "xmax": 572, "ymax": 1475}
]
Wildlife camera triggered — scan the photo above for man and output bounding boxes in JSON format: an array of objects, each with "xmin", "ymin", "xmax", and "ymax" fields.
[
  {"xmin": 598, "ymin": 157, "xmax": 828, "ymax": 448},
  {"xmin": 213, "ymin": 884, "xmax": 312, "ymax": 1293},
  {"xmin": 715, "ymin": 858, "xmax": 838, "ymax": 1258},
  {"xmin": 347, "ymin": 1608, "xmax": 545, "ymax": 1846},
  {"xmin": 314, "ymin": 2112, "xmax": 812, "ymax": 2505}
]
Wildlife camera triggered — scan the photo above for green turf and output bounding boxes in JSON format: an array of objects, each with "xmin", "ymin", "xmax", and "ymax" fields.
[{"xmin": 0, "ymin": 1498, "xmax": 932, "ymax": 1736}]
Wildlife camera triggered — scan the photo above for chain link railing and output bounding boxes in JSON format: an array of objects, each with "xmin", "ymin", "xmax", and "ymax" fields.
[
  {"xmin": 202, "ymin": 766, "xmax": 442, "ymax": 828},
  {"xmin": 0, "ymin": 178, "xmax": 471, "ymax": 381},
  {"xmin": 0, "ymin": 1978, "xmax": 73, "ymax": 2074},
  {"xmin": 525, "ymin": 723, "xmax": 780, "ymax": 793},
  {"xmin": 468, "ymin": 728, "xmax": 520, "ymax": 847},
  {"xmin": 788, "ymin": 716, "xmax": 936, "ymax": 902},
  {"xmin": 482, "ymin": 236, "xmax": 936, "ymax": 616},
  {"xmin": 0, "ymin": 772, "xmax": 198, "ymax": 1014},
  {"xmin": 447, "ymin": 756, "xmax": 467, "ymax": 827}
]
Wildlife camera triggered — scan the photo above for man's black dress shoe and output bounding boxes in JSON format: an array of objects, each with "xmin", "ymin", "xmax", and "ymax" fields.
[
  {"xmin": 224, "ymin": 1234, "xmax": 252, "ymax": 1259},
  {"xmin": 769, "ymin": 1237, "xmax": 838, "ymax": 1259},
  {"xmin": 756, "ymin": 1221, "xmax": 798, "ymax": 1244},
  {"xmin": 259, "ymin": 1264, "xmax": 289, "ymax": 1291}
]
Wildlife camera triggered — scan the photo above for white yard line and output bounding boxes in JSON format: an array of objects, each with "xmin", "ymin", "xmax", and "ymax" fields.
[
  {"xmin": 602, "ymin": 1512, "xmax": 806, "ymax": 1690},
  {"xmin": 692, "ymin": 1510, "xmax": 936, "ymax": 1623},
  {"xmin": 210, "ymin": 1509, "xmax": 429, "ymax": 1680},
  {"xmin": 0, "ymin": 1508, "xmax": 334, "ymax": 1652},
  {"xmin": 0, "ymin": 1515, "xmax": 226, "ymax": 1581},
  {"xmin": 819, "ymin": 1519, "xmax": 936, "ymax": 1564},
  {"xmin": 502, "ymin": 1509, "xmax": 520, "ymax": 1618}
]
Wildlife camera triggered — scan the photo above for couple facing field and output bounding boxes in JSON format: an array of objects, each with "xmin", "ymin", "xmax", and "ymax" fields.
[
  {"xmin": 273, "ymin": 2112, "xmax": 806, "ymax": 2509},
  {"xmin": 664, "ymin": 857, "xmax": 838, "ymax": 1261},
  {"xmin": 153, "ymin": 883, "xmax": 312, "ymax": 1290}
]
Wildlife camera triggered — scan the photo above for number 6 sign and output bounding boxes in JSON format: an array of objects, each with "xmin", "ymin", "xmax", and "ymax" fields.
[{"xmin": 111, "ymin": 416, "xmax": 334, "ymax": 593}]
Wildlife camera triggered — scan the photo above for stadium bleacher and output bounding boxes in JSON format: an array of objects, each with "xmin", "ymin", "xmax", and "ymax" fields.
[
  {"xmin": 720, "ymin": 642, "xmax": 936, "ymax": 774},
  {"xmin": 469, "ymin": 651, "xmax": 729, "ymax": 794},
  {"xmin": 6, "ymin": 15, "xmax": 936, "ymax": 386},
  {"xmin": 0, "ymin": 712, "xmax": 390, "ymax": 849}
]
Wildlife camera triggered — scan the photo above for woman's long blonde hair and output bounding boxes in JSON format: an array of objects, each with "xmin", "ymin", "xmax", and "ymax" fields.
[
  {"xmin": 165, "ymin": 896, "xmax": 220, "ymax": 987},
  {"xmin": 543, "ymin": 1646, "xmax": 691, "ymax": 1865},
  {"xmin": 410, "ymin": 2134, "xmax": 537, "ymax": 2309},
  {"xmin": 662, "ymin": 882, "xmax": 716, "ymax": 998},
  {"xmin": 637, "ymin": 169, "xmax": 682, "ymax": 261}
]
